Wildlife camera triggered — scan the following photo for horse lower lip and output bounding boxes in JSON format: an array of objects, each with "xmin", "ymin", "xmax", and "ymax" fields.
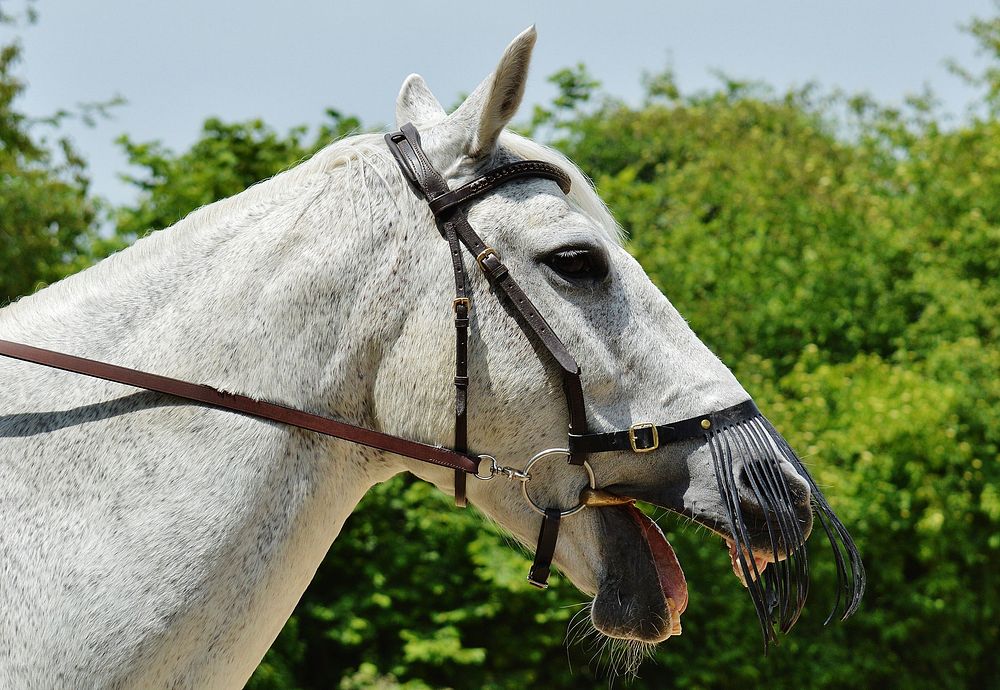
[{"xmin": 623, "ymin": 503, "xmax": 689, "ymax": 617}]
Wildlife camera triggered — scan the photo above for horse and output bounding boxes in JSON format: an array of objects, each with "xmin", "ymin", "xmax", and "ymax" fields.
[{"xmin": 0, "ymin": 27, "xmax": 862, "ymax": 688}]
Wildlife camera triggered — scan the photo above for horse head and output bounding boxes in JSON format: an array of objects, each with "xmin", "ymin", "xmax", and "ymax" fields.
[{"xmin": 381, "ymin": 27, "xmax": 863, "ymax": 648}]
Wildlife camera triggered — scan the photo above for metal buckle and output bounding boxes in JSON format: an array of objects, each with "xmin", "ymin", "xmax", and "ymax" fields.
[
  {"xmin": 628, "ymin": 423, "xmax": 659, "ymax": 453},
  {"xmin": 527, "ymin": 577, "xmax": 549, "ymax": 590},
  {"xmin": 474, "ymin": 455, "xmax": 499, "ymax": 481},
  {"xmin": 452, "ymin": 297, "xmax": 470, "ymax": 313},
  {"xmin": 476, "ymin": 247, "xmax": 500, "ymax": 270},
  {"xmin": 474, "ymin": 454, "xmax": 530, "ymax": 482}
]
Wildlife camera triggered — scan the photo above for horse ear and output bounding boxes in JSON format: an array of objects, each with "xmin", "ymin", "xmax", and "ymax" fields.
[
  {"xmin": 451, "ymin": 25, "xmax": 536, "ymax": 158},
  {"xmin": 395, "ymin": 74, "xmax": 446, "ymax": 127}
]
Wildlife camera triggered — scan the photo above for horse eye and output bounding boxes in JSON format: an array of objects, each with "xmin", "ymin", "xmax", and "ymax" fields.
[{"xmin": 543, "ymin": 247, "xmax": 608, "ymax": 282}]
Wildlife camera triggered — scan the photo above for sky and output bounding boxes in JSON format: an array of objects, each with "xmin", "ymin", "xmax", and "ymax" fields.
[{"xmin": 3, "ymin": 0, "xmax": 995, "ymax": 205}]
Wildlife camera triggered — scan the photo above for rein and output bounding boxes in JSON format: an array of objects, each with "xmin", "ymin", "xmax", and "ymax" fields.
[{"xmin": 0, "ymin": 122, "xmax": 761, "ymax": 589}]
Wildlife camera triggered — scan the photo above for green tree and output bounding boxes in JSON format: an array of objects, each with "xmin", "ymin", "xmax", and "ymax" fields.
[
  {"xmin": 0, "ymin": 39, "xmax": 96, "ymax": 303},
  {"xmin": 112, "ymin": 110, "xmax": 361, "ymax": 248}
]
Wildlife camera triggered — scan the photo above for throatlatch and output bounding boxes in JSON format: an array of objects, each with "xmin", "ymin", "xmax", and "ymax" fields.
[{"xmin": 385, "ymin": 123, "xmax": 589, "ymax": 587}]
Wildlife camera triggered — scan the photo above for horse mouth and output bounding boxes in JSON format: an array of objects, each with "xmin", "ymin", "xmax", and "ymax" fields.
[
  {"xmin": 591, "ymin": 503, "xmax": 688, "ymax": 643},
  {"xmin": 591, "ymin": 497, "xmax": 783, "ymax": 643}
]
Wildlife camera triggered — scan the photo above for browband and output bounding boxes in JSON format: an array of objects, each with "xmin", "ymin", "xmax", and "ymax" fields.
[{"xmin": 428, "ymin": 161, "xmax": 571, "ymax": 216}]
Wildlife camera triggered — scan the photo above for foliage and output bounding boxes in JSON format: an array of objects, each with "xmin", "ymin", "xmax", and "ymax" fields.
[
  {"xmin": 0, "ymin": 39, "xmax": 96, "ymax": 303},
  {"xmin": 110, "ymin": 109, "xmax": 361, "ymax": 252}
]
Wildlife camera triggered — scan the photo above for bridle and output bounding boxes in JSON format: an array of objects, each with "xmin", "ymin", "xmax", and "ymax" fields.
[
  {"xmin": 381, "ymin": 123, "xmax": 761, "ymax": 585},
  {"xmin": 0, "ymin": 122, "xmax": 763, "ymax": 589}
]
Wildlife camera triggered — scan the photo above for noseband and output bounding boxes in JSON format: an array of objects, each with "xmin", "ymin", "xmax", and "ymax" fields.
[{"xmin": 0, "ymin": 122, "xmax": 761, "ymax": 589}]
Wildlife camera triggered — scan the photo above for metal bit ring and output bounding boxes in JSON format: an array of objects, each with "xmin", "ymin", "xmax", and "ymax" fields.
[{"xmin": 520, "ymin": 448, "xmax": 596, "ymax": 518}]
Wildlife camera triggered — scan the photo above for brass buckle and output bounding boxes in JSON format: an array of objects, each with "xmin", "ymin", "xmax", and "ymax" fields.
[
  {"xmin": 452, "ymin": 297, "xmax": 470, "ymax": 313},
  {"xmin": 628, "ymin": 423, "xmax": 659, "ymax": 453},
  {"xmin": 476, "ymin": 247, "xmax": 500, "ymax": 270}
]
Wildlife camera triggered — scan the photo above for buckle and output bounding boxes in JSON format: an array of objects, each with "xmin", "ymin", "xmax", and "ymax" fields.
[
  {"xmin": 452, "ymin": 297, "xmax": 470, "ymax": 313},
  {"xmin": 476, "ymin": 247, "xmax": 500, "ymax": 270},
  {"xmin": 526, "ymin": 576, "xmax": 549, "ymax": 590},
  {"xmin": 628, "ymin": 423, "xmax": 659, "ymax": 453}
]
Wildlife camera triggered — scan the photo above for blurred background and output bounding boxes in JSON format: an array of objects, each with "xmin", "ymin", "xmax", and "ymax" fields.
[{"xmin": 2, "ymin": 1, "xmax": 997, "ymax": 687}]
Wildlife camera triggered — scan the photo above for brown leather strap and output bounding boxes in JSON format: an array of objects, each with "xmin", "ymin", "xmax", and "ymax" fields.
[
  {"xmin": 568, "ymin": 399, "xmax": 760, "ymax": 454},
  {"xmin": 445, "ymin": 217, "xmax": 471, "ymax": 507},
  {"xmin": 443, "ymin": 211, "xmax": 590, "ymax": 460},
  {"xmin": 428, "ymin": 160, "xmax": 571, "ymax": 216},
  {"xmin": 0, "ymin": 339, "xmax": 479, "ymax": 475},
  {"xmin": 527, "ymin": 508, "xmax": 561, "ymax": 588},
  {"xmin": 384, "ymin": 123, "xmax": 593, "ymax": 588},
  {"xmin": 385, "ymin": 124, "xmax": 590, "ymax": 459},
  {"xmin": 387, "ymin": 123, "xmax": 451, "ymax": 198}
]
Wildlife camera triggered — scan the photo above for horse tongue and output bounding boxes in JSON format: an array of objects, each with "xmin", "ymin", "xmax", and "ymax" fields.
[{"xmin": 624, "ymin": 503, "xmax": 689, "ymax": 619}]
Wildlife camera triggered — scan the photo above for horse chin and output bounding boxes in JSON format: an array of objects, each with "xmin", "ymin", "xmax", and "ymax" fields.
[{"xmin": 590, "ymin": 504, "xmax": 688, "ymax": 643}]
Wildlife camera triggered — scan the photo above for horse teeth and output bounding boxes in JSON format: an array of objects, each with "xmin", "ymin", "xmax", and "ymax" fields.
[{"xmin": 666, "ymin": 597, "xmax": 683, "ymax": 636}]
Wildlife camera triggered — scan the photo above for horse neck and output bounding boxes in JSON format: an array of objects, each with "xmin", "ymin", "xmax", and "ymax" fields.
[
  {"xmin": 0, "ymin": 142, "xmax": 423, "ymax": 685},
  {"xmin": 10, "ymin": 144, "xmax": 405, "ymax": 403}
]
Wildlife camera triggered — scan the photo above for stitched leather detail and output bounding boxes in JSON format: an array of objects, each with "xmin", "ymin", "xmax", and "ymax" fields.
[{"xmin": 428, "ymin": 160, "xmax": 571, "ymax": 216}]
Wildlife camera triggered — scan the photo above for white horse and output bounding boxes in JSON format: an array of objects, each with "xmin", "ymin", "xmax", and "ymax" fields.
[{"xmin": 0, "ymin": 28, "xmax": 842, "ymax": 688}]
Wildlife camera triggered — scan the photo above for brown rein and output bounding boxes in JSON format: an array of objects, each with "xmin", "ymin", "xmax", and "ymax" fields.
[{"xmin": 0, "ymin": 339, "xmax": 478, "ymax": 475}]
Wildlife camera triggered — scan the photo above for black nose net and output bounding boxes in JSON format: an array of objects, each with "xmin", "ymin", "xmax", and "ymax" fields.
[{"xmin": 707, "ymin": 408, "xmax": 866, "ymax": 648}]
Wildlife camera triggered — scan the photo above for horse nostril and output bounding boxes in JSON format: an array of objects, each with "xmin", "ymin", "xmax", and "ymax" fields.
[
  {"xmin": 737, "ymin": 461, "xmax": 769, "ymax": 497},
  {"xmin": 738, "ymin": 460, "xmax": 812, "ymax": 511}
]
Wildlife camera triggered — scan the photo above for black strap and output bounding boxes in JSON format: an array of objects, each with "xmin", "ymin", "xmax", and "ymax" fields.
[
  {"xmin": 527, "ymin": 508, "xmax": 562, "ymax": 588},
  {"xmin": 385, "ymin": 123, "xmax": 589, "ymax": 586},
  {"xmin": 385, "ymin": 123, "xmax": 590, "ymax": 454},
  {"xmin": 387, "ymin": 123, "xmax": 451, "ymax": 198},
  {"xmin": 568, "ymin": 399, "xmax": 760, "ymax": 454},
  {"xmin": 387, "ymin": 124, "xmax": 472, "ymax": 506}
]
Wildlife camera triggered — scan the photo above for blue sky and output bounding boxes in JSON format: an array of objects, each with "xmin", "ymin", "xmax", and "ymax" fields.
[{"xmin": 4, "ymin": 0, "xmax": 995, "ymax": 205}]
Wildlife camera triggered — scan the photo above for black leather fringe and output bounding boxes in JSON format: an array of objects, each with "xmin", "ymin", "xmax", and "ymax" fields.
[{"xmin": 708, "ymin": 412, "xmax": 866, "ymax": 650}]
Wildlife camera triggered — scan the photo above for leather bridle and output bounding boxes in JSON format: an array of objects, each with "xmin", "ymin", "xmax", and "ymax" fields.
[{"xmin": 0, "ymin": 121, "xmax": 762, "ymax": 589}]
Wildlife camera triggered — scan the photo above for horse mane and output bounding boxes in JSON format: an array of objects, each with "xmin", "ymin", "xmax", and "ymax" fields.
[
  {"xmin": 2, "ymin": 133, "xmax": 388, "ymax": 318},
  {"xmin": 139, "ymin": 127, "xmax": 623, "ymax": 255},
  {"xmin": 5, "ymin": 128, "xmax": 621, "ymax": 321}
]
